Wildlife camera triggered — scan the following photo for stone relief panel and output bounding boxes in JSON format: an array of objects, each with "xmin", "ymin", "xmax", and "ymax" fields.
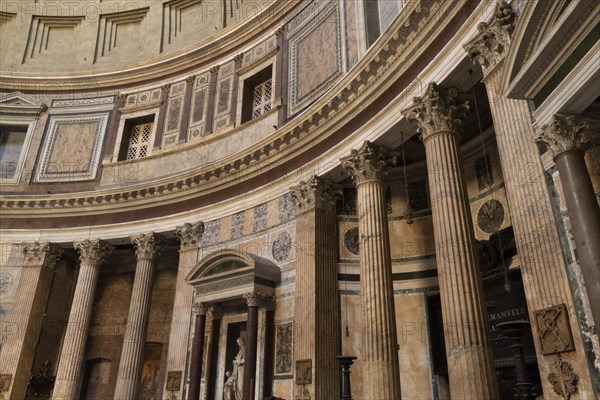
[
  {"xmin": 253, "ymin": 203, "xmax": 268, "ymax": 232},
  {"xmin": 125, "ymin": 88, "xmax": 162, "ymax": 108},
  {"xmin": 287, "ymin": 1, "xmax": 344, "ymax": 116},
  {"xmin": 34, "ymin": 113, "xmax": 109, "ymax": 183},
  {"xmin": 231, "ymin": 211, "xmax": 246, "ymax": 240},
  {"xmin": 22, "ymin": 16, "xmax": 84, "ymax": 65},
  {"xmin": 94, "ymin": 7, "xmax": 150, "ymax": 63},
  {"xmin": 242, "ymin": 36, "xmax": 278, "ymax": 71},
  {"xmin": 188, "ymin": 72, "xmax": 211, "ymax": 140},
  {"xmin": 202, "ymin": 220, "xmax": 221, "ymax": 246},
  {"xmin": 278, "ymin": 193, "xmax": 296, "ymax": 223},
  {"xmin": 275, "ymin": 322, "xmax": 293, "ymax": 375},
  {"xmin": 534, "ymin": 304, "xmax": 575, "ymax": 355}
]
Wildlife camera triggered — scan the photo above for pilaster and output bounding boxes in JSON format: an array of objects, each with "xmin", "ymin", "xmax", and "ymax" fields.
[
  {"xmin": 0, "ymin": 243, "xmax": 62, "ymax": 400},
  {"xmin": 289, "ymin": 175, "xmax": 339, "ymax": 400}
]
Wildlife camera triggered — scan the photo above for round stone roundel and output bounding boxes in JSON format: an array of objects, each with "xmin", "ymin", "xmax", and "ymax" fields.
[
  {"xmin": 477, "ymin": 199, "xmax": 505, "ymax": 234},
  {"xmin": 343, "ymin": 227, "xmax": 360, "ymax": 255},
  {"xmin": 272, "ymin": 231, "xmax": 292, "ymax": 262}
]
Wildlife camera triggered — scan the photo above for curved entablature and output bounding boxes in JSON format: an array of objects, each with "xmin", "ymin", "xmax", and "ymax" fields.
[{"xmin": 1, "ymin": 0, "xmax": 473, "ymax": 230}]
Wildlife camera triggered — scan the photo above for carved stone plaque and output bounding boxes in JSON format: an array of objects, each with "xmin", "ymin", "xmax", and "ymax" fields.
[
  {"xmin": 295, "ymin": 359, "xmax": 312, "ymax": 384},
  {"xmin": 534, "ymin": 304, "xmax": 575, "ymax": 355},
  {"xmin": 166, "ymin": 371, "xmax": 182, "ymax": 391},
  {"xmin": 0, "ymin": 374, "xmax": 12, "ymax": 392}
]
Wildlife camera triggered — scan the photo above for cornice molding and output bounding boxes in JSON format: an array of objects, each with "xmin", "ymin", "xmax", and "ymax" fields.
[{"xmin": 0, "ymin": 0, "xmax": 467, "ymax": 221}]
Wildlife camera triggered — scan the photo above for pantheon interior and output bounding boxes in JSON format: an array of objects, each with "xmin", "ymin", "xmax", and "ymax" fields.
[{"xmin": 0, "ymin": 1, "xmax": 599, "ymax": 399}]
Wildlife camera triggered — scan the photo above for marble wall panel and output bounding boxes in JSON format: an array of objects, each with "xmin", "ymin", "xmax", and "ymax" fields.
[
  {"xmin": 34, "ymin": 113, "xmax": 109, "ymax": 182},
  {"xmin": 287, "ymin": 1, "xmax": 344, "ymax": 116},
  {"xmin": 188, "ymin": 72, "xmax": 211, "ymax": 140},
  {"xmin": 231, "ymin": 211, "xmax": 246, "ymax": 240},
  {"xmin": 202, "ymin": 220, "xmax": 221, "ymax": 246},
  {"xmin": 253, "ymin": 203, "xmax": 268, "ymax": 232}
]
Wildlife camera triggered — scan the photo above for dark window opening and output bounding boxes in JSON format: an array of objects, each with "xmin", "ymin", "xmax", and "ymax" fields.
[{"xmin": 241, "ymin": 65, "xmax": 273, "ymax": 124}]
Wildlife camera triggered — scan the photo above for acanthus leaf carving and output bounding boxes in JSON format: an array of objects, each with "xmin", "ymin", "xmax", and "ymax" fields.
[
  {"xmin": 193, "ymin": 302, "xmax": 210, "ymax": 316},
  {"xmin": 175, "ymin": 221, "xmax": 205, "ymax": 249},
  {"xmin": 289, "ymin": 175, "xmax": 337, "ymax": 215},
  {"xmin": 340, "ymin": 141, "xmax": 398, "ymax": 185},
  {"xmin": 464, "ymin": 0, "xmax": 516, "ymax": 75},
  {"xmin": 73, "ymin": 239, "xmax": 114, "ymax": 265},
  {"xmin": 22, "ymin": 242, "xmax": 63, "ymax": 268},
  {"xmin": 130, "ymin": 232, "xmax": 164, "ymax": 260},
  {"xmin": 244, "ymin": 291, "xmax": 265, "ymax": 307},
  {"xmin": 535, "ymin": 114, "xmax": 589, "ymax": 158},
  {"xmin": 402, "ymin": 83, "xmax": 470, "ymax": 140}
]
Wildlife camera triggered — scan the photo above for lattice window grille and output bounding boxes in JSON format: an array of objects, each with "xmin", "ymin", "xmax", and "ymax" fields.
[
  {"xmin": 127, "ymin": 122, "xmax": 153, "ymax": 160},
  {"xmin": 252, "ymin": 79, "xmax": 272, "ymax": 119}
]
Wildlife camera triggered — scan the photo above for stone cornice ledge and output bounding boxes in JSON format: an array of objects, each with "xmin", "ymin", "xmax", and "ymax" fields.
[{"xmin": 0, "ymin": 0, "xmax": 472, "ymax": 221}]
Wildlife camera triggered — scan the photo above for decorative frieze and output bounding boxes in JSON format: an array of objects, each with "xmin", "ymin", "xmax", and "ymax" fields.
[
  {"xmin": 131, "ymin": 232, "xmax": 163, "ymax": 260},
  {"xmin": 22, "ymin": 242, "xmax": 62, "ymax": 267},
  {"xmin": 402, "ymin": 83, "xmax": 470, "ymax": 140},
  {"xmin": 340, "ymin": 141, "xmax": 397, "ymax": 184},
  {"xmin": 290, "ymin": 175, "xmax": 336, "ymax": 214},
  {"xmin": 73, "ymin": 239, "xmax": 114, "ymax": 265},
  {"xmin": 464, "ymin": 1, "xmax": 515, "ymax": 74},
  {"xmin": 175, "ymin": 221, "xmax": 205, "ymax": 249},
  {"xmin": 535, "ymin": 114, "xmax": 590, "ymax": 158}
]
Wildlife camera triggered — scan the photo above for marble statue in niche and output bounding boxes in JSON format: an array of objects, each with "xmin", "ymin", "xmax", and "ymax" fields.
[{"xmin": 224, "ymin": 338, "xmax": 245, "ymax": 400}]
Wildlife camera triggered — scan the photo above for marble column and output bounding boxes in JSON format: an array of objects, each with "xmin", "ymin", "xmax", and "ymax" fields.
[
  {"xmin": 188, "ymin": 303, "xmax": 209, "ymax": 400},
  {"xmin": 464, "ymin": 3, "xmax": 598, "ymax": 395},
  {"xmin": 114, "ymin": 232, "xmax": 163, "ymax": 400},
  {"xmin": 0, "ymin": 243, "xmax": 62, "ymax": 400},
  {"xmin": 243, "ymin": 292, "xmax": 263, "ymax": 400},
  {"xmin": 163, "ymin": 221, "xmax": 204, "ymax": 400},
  {"xmin": 536, "ymin": 114, "xmax": 600, "ymax": 327},
  {"xmin": 340, "ymin": 142, "xmax": 402, "ymax": 400},
  {"xmin": 289, "ymin": 175, "xmax": 339, "ymax": 400},
  {"xmin": 261, "ymin": 298, "xmax": 275, "ymax": 399},
  {"xmin": 205, "ymin": 306, "xmax": 223, "ymax": 400},
  {"xmin": 52, "ymin": 240, "xmax": 113, "ymax": 400},
  {"xmin": 403, "ymin": 83, "xmax": 498, "ymax": 399}
]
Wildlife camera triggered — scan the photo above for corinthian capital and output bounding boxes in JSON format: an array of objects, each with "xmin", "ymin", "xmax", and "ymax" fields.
[
  {"xmin": 131, "ymin": 232, "xmax": 164, "ymax": 260},
  {"xmin": 74, "ymin": 239, "xmax": 114, "ymax": 265},
  {"xmin": 193, "ymin": 302, "xmax": 210, "ymax": 316},
  {"xmin": 22, "ymin": 242, "xmax": 63, "ymax": 268},
  {"xmin": 402, "ymin": 83, "xmax": 470, "ymax": 140},
  {"xmin": 244, "ymin": 291, "xmax": 265, "ymax": 307},
  {"xmin": 341, "ymin": 141, "xmax": 398, "ymax": 185},
  {"xmin": 290, "ymin": 175, "xmax": 336, "ymax": 214},
  {"xmin": 176, "ymin": 222, "xmax": 205, "ymax": 249},
  {"xmin": 464, "ymin": 1, "xmax": 516, "ymax": 75},
  {"xmin": 536, "ymin": 114, "xmax": 590, "ymax": 158}
]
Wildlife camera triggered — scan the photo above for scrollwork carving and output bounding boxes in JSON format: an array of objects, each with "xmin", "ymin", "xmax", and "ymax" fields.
[
  {"xmin": 340, "ymin": 141, "xmax": 398, "ymax": 185},
  {"xmin": 289, "ymin": 175, "xmax": 336, "ymax": 214},
  {"xmin": 535, "ymin": 114, "xmax": 589, "ymax": 158},
  {"xmin": 402, "ymin": 83, "xmax": 470, "ymax": 141},
  {"xmin": 464, "ymin": 1, "xmax": 515, "ymax": 74},
  {"xmin": 74, "ymin": 239, "xmax": 114, "ymax": 265}
]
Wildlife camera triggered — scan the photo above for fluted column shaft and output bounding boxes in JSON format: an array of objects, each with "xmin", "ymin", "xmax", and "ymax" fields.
[
  {"xmin": 243, "ymin": 293, "xmax": 261, "ymax": 400},
  {"xmin": 0, "ymin": 243, "xmax": 61, "ymax": 400},
  {"xmin": 403, "ymin": 83, "xmax": 498, "ymax": 399},
  {"xmin": 465, "ymin": 3, "xmax": 597, "ymax": 396},
  {"xmin": 424, "ymin": 129, "xmax": 498, "ymax": 398},
  {"xmin": 290, "ymin": 176, "xmax": 339, "ymax": 400},
  {"xmin": 261, "ymin": 304, "xmax": 275, "ymax": 399},
  {"xmin": 114, "ymin": 233, "xmax": 162, "ymax": 400},
  {"xmin": 341, "ymin": 142, "xmax": 401, "ymax": 400},
  {"xmin": 163, "ymin": 222, "xmax": 204, "ymax": 399},
  {"xmin": 188, "ymin": 304, "xmax": 209, "ymax": 400},
  {"xmin": 52, "ymin": 240, "xmax": 113, "ymax": 400}
]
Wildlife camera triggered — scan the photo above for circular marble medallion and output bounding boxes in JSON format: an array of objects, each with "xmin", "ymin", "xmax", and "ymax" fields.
[
  {"xmin": 477, "ymin": 199, "xmax": 505, "ymax": 234},
  {"xmin": 272, "ymin": 232, "xmax": 292, "ymax": 262},
  {"xmin": 343, "ymin": 227, "xmax": 360, "ymax": 255}
]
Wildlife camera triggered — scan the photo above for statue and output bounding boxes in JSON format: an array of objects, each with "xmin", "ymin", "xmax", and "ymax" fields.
[{"xmin": 223, "ymin": 337, "xmax": 245, "ymax": 400}]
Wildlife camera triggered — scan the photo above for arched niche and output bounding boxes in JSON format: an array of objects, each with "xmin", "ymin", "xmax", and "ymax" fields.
[{"xmin": 186, "ymin": 249, "xmax": 280, "ymax": 303}]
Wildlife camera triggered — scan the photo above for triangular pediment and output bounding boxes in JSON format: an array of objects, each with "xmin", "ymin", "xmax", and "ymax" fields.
[{"xmin": 0, "ymin": 92, "xmax": 47, "ymax": 116}]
